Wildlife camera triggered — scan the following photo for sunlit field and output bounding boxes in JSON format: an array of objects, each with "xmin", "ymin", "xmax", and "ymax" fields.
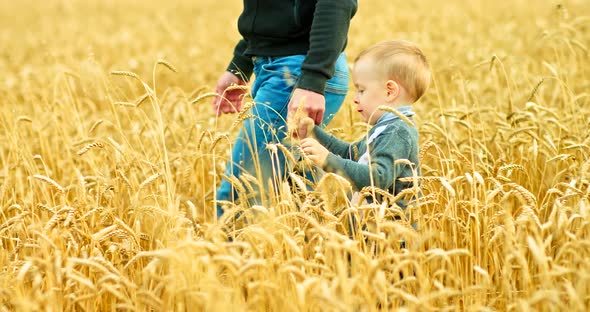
[{"xmin": 1, "ymin": 0, "xmax": 590, "ymax": 310}]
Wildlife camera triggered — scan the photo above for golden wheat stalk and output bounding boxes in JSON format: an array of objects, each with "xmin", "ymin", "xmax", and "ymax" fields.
[
  {"xmin": 63, "ymin": 207, "xmax": 75, "ymax": 227},
  {"xmin": 88, "ymin": 119, "xmax": 103, "ymax": 134},
  {"xmin": 16, "ymin": 116, "xmax": 32, "ymax": 123},
  {"xmin": 77, "ymin": 142, "xmax": 105, "ymax": 156},
  {"xmin": 138, "ymin": 173, "xmax": 161, "ymax": 190},
  {"xmin": 32, "ymin": 174, "xmax": 65, "ymax": 192},
  {"xmin": 156, "ymin": 59, "xmax": 178, "ymax": 73},
  {"xmin": 231, "ymin": 113, "xmax": 254, "ymax": 129},
  {"xmin": 377, "ymin": 105, "xmax": 416, "ymax": 127},
  {"xmin": 110, "ymin": 70, "xmax": 140, "ymax": 80},
  {"xmin": 189, "ymin": 92, "xmax": 218, "ymax": 104},
  {"xmin": 134, "ymin": 93, "xmax": 151, "ymax": 107}
]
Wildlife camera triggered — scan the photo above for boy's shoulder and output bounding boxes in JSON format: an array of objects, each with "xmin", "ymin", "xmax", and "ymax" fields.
[
  {"xmin": 373, "ymin": 117, "xmax": 418, "ymax": 135},
  {"xmin": 367, "ymin": 118, "xmax": 418, "ymax": 147}
]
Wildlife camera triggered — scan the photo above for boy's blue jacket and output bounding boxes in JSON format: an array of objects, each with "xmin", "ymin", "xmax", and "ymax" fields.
[{"xmin": 227, "ymin": 0, "xmax": 358, "ymax": 95}]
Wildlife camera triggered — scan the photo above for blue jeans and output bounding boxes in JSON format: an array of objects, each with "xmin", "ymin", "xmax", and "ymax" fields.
[{"xmin": 216, "ymin": 53, "xmax": 349, "ymax": 217}]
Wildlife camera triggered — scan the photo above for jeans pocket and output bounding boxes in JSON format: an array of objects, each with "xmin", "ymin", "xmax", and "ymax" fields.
[
  {"xmin": 260, "ymin": 55, "xmax": 304, "ymax": 83},
  {"xmin": 325, "ymin": 54, "xmax": 349, "ymax": 95},
  {"xmin": 261, "ymin": 63, "xmax": 298, "ymax": 88}
]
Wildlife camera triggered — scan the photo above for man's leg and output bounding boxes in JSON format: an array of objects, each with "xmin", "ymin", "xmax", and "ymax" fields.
[
  {"xmin": 216, "ymin": 53, "xmax": 349, "ymax": 215},
  {"xmin": 216, "ymin": 56, "xmax": 298, "ymax": 215}
]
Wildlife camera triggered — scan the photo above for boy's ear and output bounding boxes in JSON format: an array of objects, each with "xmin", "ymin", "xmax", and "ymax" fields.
[{"xmin": 385, "ymin": 80, "xmax": 400, "ymax": 102}]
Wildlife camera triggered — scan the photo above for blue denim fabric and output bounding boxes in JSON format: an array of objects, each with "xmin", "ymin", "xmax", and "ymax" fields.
[{"xmin": 216, "ymin": 53, "xmax": 349, "ymax": 217}]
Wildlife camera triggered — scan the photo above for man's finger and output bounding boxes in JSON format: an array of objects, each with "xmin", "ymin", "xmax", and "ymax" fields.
[{"xmin": 308, "ymin": 111, "xmax": 318, "ymax": 124}]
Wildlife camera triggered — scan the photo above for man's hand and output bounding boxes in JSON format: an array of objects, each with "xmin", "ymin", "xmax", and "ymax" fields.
[
  {"xmin": 287, "ymin": 88, "xmax": 326, "ymax": 134},
  {"xmin": 212, "ymin": 71, "xmax": 248, "ymax": 116},
  {"xmin": 300, "ymin": 138, "xmax": 329, "ymax": 167}
]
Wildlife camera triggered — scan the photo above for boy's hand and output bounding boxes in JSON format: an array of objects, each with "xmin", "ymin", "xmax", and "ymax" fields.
[
  {"xmin": 300, "ymin": 138, "xmax": 329, "ymax": 167},
  {"xmin": 297, "ymin": 117, "xmax": 315, "ymax": 139}
]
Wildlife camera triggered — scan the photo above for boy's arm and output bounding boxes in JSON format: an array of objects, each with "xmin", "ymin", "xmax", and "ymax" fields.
[
  {"xmin": 323, "ymin": 128, "xmax": 413, "ymax": 191},
  {"xmin": 312, "ymin": 126, "xmax": 359, "ymax": 160}
]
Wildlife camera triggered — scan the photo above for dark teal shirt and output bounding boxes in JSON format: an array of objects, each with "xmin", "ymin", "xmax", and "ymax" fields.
[{"xmin": 227, "ymin": 0, "xmax": 358, "ymax": 95}]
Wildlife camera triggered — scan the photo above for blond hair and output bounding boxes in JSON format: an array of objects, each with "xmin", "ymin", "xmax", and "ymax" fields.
[{"xmin": 355, "ymin": 40, "xmax": 431, "ymax": 102}]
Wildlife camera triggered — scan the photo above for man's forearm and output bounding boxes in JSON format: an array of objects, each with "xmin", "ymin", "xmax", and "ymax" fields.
[
  {"xmin": 297, "ymin": 0, "xmax": 356, "ymax": 94},
  {"xmin": 226, "ymin": 39, "xmax": 254, "ymax": 81}
]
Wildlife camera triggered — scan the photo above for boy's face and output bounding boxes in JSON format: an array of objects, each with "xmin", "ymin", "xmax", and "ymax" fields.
[{"xmin": 352, "ymin": 58, "xmax": 389, "ymax": 125}]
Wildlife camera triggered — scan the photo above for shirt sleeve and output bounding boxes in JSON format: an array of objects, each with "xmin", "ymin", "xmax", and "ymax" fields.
[
  {"xmin": 226, "ymin": 39, "xmax": 254, "ymax": 81},
  {"xmin": 323, "ymin": 126, "xmax": 413, "ymax": 191},
  {"xmin": 296, "ymin": 0, "xmax": 355, "ymax": 94}
]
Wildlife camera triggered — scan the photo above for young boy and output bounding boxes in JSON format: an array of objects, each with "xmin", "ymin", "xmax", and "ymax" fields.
[{"xmin": 298, "ymin": 40, "xmax": 431, "ymax": 209}]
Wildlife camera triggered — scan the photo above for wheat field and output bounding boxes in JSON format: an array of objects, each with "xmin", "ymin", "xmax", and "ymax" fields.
[{"xmin": 1, "ymin": 0, "xmax": 590, "ymax": 311}]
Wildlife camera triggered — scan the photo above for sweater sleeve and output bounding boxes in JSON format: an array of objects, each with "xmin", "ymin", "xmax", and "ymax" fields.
[
  {"xmin": 323, "ymin": 127, "xmax": 413, "ymax": 191},
  {"xmin": 226, "ymin": 39, "xmax": 254, "ymax": 81},
  {"xmin": 312, "ymin": 126, "xmax": 361, "ymax": 160},
  {"xmin": 296, "ymin": 0, "xmax": 356, "ymax": 94}
]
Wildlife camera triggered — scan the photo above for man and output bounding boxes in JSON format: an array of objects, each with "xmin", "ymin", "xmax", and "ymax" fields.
[{"xmin": 212, "ymin": 0, "xmax": 358, "ymax": 217}]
